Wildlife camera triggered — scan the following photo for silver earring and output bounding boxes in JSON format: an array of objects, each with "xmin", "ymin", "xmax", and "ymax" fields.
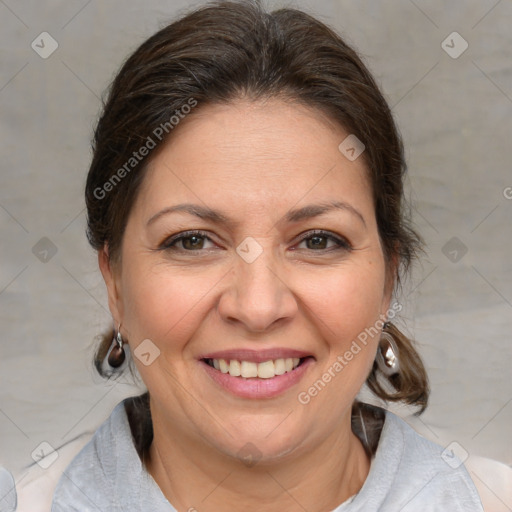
[
  {"xmin": 102, "ymin": 324, "xmax": 130, "ymax": 375},
  {"xmin": 376, "ymin": 322, "xmax": 400, "ymax": 376}
]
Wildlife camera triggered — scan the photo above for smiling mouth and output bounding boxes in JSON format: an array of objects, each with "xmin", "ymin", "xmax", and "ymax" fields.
[{"xmin": 202, "ymin": 357, "xmax": 312, "ymax": 379}]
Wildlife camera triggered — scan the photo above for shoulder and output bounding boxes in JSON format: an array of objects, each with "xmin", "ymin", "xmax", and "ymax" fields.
[
  {"xmin": 374, "ymin": 408, "xmax": 484, "ymax": 511},
  {"xmin": 343, "ymin": 405, "xmax": 484, "ymax": 511},
  {"xmin": 51, "ymin": 400, "xmax": 130, "ymax": 511},
  {"xmin": 51, "ymin": 396, "xmax": 171, "ymax": 512}
]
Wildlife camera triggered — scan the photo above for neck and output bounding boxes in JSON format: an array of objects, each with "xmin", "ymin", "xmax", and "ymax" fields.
[{"xmin": 145, "ymin": 404, "xmax": 371, "ymax": 512}]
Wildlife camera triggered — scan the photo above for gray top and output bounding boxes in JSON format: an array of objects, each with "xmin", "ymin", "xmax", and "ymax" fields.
[{"xmin": 51, "ymin": 399, "xmax": 484, "ymax": 512}]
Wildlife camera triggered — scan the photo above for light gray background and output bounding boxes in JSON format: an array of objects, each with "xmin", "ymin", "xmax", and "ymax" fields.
[{"xmin": 1, "ymin": 0, "xmax": 511, "ymax": 506}]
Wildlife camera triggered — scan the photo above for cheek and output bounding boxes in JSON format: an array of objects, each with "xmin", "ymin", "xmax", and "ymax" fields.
[
  {"xmin": 301, "ymin": 261, "xmax": 384, "ymax": 371},
  {"xmin": 119, "ymin": 261, "xmax": 220, "ymax": 351},
  {"xmin": 299, "ymin": 260, "xmax": 386, "ymax": 346},
  {"xmin": 295, "ymin": 265, "xmax": 385, "ymax": 416}
]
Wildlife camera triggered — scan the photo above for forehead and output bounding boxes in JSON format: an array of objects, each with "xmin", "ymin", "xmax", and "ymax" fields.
[{"xmin": 135, "ymin": 98, "xmax": 373, "ymax": 220}]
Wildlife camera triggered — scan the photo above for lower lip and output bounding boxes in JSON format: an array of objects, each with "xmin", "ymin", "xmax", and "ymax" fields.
[{"xmin": 200, "ymin": 358, "xmax": 314, "ymax": 399}]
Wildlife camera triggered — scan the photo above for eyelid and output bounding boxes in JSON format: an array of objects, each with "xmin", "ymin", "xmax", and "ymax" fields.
[
  {"xmin": 294, "ymin": 229, "xmax": 352, "ymax": 250},
  {"xmin": 159, "ymin": 229, "xmax": 216, "ymax": 251},
  {"xmin": 160, "ymin": 228, "xmax": 351, "ymax": 253}
]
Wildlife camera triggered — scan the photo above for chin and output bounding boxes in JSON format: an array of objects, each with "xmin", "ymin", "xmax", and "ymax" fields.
[{"xmin": 212, "ymin": 419, "xmax": 308, "ymax": 466}]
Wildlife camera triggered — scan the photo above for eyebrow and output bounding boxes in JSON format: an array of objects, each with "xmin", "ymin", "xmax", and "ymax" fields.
[{"xmin": 146, "ymin": 200, "xmax": 366, "ymax": 228}]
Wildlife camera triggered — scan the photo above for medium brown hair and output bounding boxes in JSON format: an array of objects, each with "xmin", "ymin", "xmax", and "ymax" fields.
[{"xmin": 86, "ymin": 0, "xmax": 428, "ymax": 455}]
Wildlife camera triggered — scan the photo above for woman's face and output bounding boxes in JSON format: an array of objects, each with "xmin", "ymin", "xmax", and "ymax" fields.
[{"xmin": 101, "ymin": 98, "xmax": 394, "ymax": 462}]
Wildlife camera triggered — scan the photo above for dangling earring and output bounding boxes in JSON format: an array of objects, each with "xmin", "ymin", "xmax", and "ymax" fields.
[
  {"xmin": 108, "ymin": 324, "xmax": 126, "ymax": 368},
  {"xmin": 376, "ymin": 322, "xmax": 400, "ymax": 376},
  {"xmin": 102, "ymin": 324, "xmax": 129, "ymax": 375}
]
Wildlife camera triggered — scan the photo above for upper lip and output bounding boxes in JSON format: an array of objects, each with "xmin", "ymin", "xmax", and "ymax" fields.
[{"xmin": 198, "ymin": 348, "xmax": 314, "ymax": 363}]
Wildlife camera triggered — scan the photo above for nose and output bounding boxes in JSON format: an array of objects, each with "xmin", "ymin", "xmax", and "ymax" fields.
[{"xmin": 217, "ymin": 247, "xmax": 298, "ymax": 333}]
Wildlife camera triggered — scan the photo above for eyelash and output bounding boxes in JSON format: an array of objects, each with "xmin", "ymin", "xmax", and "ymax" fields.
[{"xmin": 159, "ymin": 229, "xmax": 352, "ymax": 253}]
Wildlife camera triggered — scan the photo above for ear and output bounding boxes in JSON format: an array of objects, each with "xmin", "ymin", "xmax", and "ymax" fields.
[{"xmin": 98, "ymin": 244, "xmax": 124, "ymax": 328}]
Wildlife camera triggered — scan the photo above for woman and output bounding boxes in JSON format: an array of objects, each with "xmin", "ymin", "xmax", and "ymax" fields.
[{"xmin": 52, "ymin": 1, "xmax": 484, "ymax": 510}]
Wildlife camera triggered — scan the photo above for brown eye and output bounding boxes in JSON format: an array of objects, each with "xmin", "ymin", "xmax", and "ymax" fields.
[
  {"xmin": 160, "ymin": 231, "xmax": 215, "ymax": 251},
  {"xmin": 181, "ymin": 234, "xmax": 206, "ymax": 250},
  {"xmin": 296, "ymin": 230, "xmax": 351, "ymax": 252},
  {"xmin": 305, "ymin": 234, "xmax": 329, "ymax": 250}
]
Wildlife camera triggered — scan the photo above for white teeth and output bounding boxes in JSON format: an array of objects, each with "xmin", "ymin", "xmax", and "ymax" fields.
[
  {"xmin": 257, "ymin": 360, "xmax": 275, "ymax": 379},
  {"xmin": 240, "ymin": 361, "xmax": 258, "ymax": 378},
  {"xmin": 229, "ymin": 359, "xmax": 241, "ymax": 376},
  {"xmin": 209, "ymin": 357, "xmax": 303, "ymax": 378},
  {"xmin": 274, "ymin": 358, "xmax": 286, "ymax": 375},
  {"xmin": 219, "ymin": 359, "xmax": 229, "ymax": 373}
]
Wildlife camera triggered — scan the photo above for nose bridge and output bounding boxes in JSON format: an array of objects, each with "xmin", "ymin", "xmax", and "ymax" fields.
[
  {"xmin": 238, "ymin": 247, "xmax": 279, "ymax": 300},
  {"xmin": 219, "ymin": 240, "xmax": 296, "ymax": 332}
]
